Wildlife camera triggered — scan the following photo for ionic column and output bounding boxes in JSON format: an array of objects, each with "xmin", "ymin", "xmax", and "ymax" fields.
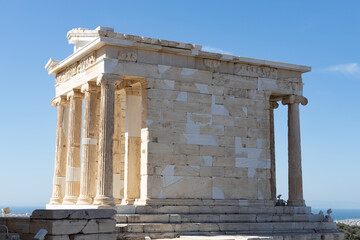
[
  {"xmin": 282, "ymin": 95, "xmax": 308, "ymax": 206},
  {"xmin": 269, "ymin": 101, "xmax": 279, "ymax": 201},
  {"xmin": 93, "ymin": 74, "xmax": 119, "ymax": 207},
  {"xmin": 50, "ymin": 96, "xmax": 69, "ymax": 204},
  {"xmin": 63, "ymin": 89, "xmax": 83, "ymax": 205},
  {"xmin": 95, "ymin": 93, "xmax": 101, "ymax": 183},
  {"xmin": 77, "ymin": 82, "xmax": 99, "ymax": 205}
]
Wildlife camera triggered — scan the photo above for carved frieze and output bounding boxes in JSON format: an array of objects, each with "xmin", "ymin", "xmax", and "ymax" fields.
[
  {"xmin": 204, "ymin": 59, "xmax": 221, "ymax": 69},
  {"xmin": 234, "ymin": 63, "xmax": 277, "ymax": 78},
  {"xmin": 55, "ymin": 52, "xmax": 96, "ymax": 84},
  {"xmin": 118, "ymin": 50, "xmax": 137, "ymax": 62}
]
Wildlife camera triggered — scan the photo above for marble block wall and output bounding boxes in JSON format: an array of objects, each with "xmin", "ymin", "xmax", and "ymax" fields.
[{"xmin": 139, "ymin": 64, "xmax": 303, "ymax": 201}]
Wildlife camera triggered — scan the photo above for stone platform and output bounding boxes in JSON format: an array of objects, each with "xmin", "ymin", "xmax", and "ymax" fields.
[
  {"xmin": 0, "ymin": 209, "xmax": 117, "ymax": 240},
  {"xmin": 160, "ymin": 233, "xmax": 345, "ymax": 240},
  {"xmin": 0, "ymin": 233, "xmax": 20, "ymax": 240},
  {"xmin": 0, "ymin": 208, "xmax": 344, "ymax": 239},
  {"xmin": 113, "ymin": 205, "xmax": 344, "ymax": 240}
]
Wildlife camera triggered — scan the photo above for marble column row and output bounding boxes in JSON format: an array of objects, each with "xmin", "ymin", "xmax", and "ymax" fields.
[
  {"xmin": 50, "ymin": 74, "xmax": 120, "ymax": 207},
  {"xmin": 270, "ymin": 94, "xmax": 308, "ymax": 206}
]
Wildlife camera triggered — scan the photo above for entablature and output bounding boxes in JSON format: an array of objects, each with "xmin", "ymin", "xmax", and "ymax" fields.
[
  {"xmin": 48, "ymin": 26, "xmax": 311, "ymax": 99},
  {"xmin": 46, "ymin": 26, "xmax": 311, "ymax": 77}
]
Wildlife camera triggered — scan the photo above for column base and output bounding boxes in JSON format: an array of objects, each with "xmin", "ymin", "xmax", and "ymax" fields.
[
  {"xmin": 94, "ymin": 195, "xmax": 115, "ymax": 207},
  {"xmin": 46, "ymin": 204, "xmax": 103, "ymax": 209},
  {"xmin": 287, "ymin": 199, "xmax": 305, "ymax": 206},
  {"xmin": 77, "ymin": 196, "xmax": 93, "ymax": 205},
  {"xmin": 49, "ymin": 197, "xmax": 63, "ymax": 204},
  {"xmin": 62, "ymin": 196, "xmax": 78, "ymax": 205},
  {"xmin": 121, "ymin": 199, "xmax": 135, "ymax": 205}
]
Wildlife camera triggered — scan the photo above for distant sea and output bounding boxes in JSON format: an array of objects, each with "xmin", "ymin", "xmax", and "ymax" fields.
[
  {"xmin": 1, "ymin": 206, "xmax": 43, "ymax": 215},
  {"xmin": 312, "ymin": 208, "xmax": 360, "ymax": 220},
  {"xmin": 2, "ymin": 206, "xmax": 360, "ymax": 221}
]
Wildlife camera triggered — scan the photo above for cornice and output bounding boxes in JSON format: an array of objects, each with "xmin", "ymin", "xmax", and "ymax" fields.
[
  {"xmin": 45, "ymin": 27, "xmax": 312, "ymax": 77},
  {"xmin": 47, "ymin": 37, "xmax": 104, "ymax": 76},
  {"xmin": 45, "ymin": 58, "xmax": 60, "ymax": 72}
]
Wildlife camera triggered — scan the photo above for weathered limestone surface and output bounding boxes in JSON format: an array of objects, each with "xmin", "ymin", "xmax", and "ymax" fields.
[
  {"xmin": 142, "ymin": 74, "xmax": 275, "ymax": 200},
  {"xmin": 0, "ymin": 210, "xmax": 116, "ymax": 240},
  {"xmin": 50, "ymin": 96, "xmax": 69, "ymax": 204},
  {"xmin": 63, "ymin": 89, "xmax": 83, "ymax": 205},
  {"xmin": 31, "ymin": 209, "xmax": 116, "ymax": 220},
  {"xmin": 44, "ymin": 26, "xmax": 342, "ymax": 239},
  {"xmin": 113, "ymin": 90, "xmax": 126, "ymax": 204},
  {"xmin": 0, "ymin": 217, "xmax": 30, "ymax": 239},
  {"xmin": 78, "ymin": 82, "xmax": 98, "ymax": 205},
  {"xmin": 93, "ymin": 75, "xmax": 118, "ymax": 207},
  {"xmin": 282, "ymin": 95, "xmax": 308, "ymax": 207},
  {"xmin": 124, "ymin": 88, "xmax": 142, "ymax": 203},
  {"xmin": 269, "ymin": 101, "xmax": 278, "ymax": 201}
]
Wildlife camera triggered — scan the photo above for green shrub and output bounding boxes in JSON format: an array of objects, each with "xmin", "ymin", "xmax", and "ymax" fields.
[{"xmin": 337, "ymin": 223, "xmax": 360, "ymax": 240}]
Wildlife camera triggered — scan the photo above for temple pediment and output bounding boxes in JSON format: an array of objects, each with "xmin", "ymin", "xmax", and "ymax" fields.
[{"xmin": 44, "ymin": 58, "xmax": 60, "ymax": 72}]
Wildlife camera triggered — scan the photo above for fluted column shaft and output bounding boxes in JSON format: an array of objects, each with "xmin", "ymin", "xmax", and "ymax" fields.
[
  {"xmin": 113, "ymin": 91, "xmax": 125, "ymax": 204},
  {"xmin": 282, "ymin": 95, "xmax": 307, "ymax": 206},
  {"xmin": 94, "ymin": 74, "xmax": 119, "ymax": 207},
  {"xmin": 63, "ymin": 89, "xmax": 83, "ymax": 204},
  {"xmin": 50, "ymin": 96, "xmax": 69, "ymax": 204},
  {"xmin": 269, "ymin": 101, "xmax": 279, "ymax": 201},
  {"xmin": 78, "ymin": 82, "xmax": 98, "ymax": 204}
]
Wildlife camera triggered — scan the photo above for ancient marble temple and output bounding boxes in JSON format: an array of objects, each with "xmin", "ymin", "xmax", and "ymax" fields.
[{"xmin": 45, "ymin": 27, "xmax": 342, "ymax": 239}]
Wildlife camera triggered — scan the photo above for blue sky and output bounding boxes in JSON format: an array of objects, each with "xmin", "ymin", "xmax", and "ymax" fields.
[{"xmin": 0, "ymin": 1, "xmax": 359, "ymax": 209}]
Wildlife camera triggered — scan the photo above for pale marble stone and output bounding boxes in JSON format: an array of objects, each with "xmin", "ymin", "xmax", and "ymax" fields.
[
  {"xmin": 282, "ymin": 95, "xmax": 308, "ymax": 206},
  {"xmin": 78, "ymin": 82, "xmax": 98, "ymax": 205},
  {"xmin": 50, "ymin": 96, "xmax": 69, "ymax": 204},
  {"xmin": 31, "ymin": 210, "xmax": 116, "ymax": 220},
  {"xmin": 93, "ymin": 75, "xmax": 117, "ymax": 207},
  {"xmin": 43, "ymin": 26, "xmax": 341, "ymax": 240},
  {"xmin": 63, "ymin": 90, "xmax": 83, "ymax": 205}
]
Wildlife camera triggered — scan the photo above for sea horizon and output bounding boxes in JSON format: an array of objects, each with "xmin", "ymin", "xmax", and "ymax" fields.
[
  {"xmin": 311, "ymin": 208, "xmax": 360, "ymax": 221},
  {"xmin": 2, "ymin": 206, "xmax": 360, "ymax": 221}
]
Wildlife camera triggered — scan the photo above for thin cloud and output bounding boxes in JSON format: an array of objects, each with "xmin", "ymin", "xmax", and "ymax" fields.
[
  {"xmin": 325, "ymin": 63, "xmax": 360, "ymax": 75},
  {"xmin": 202, "ymin": 45, "xmax": 233, "ymax": 55}
]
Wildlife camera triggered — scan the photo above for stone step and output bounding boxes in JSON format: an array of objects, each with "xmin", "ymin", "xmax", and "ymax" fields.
[
  {"xmin": 117, "ymin": 232, "xmax": 176, "ymax": 240},
  {"xmin": 116, "ymin": 205, "xmax": 312, "ymax": 215},
  {"xmin": 165, "ymin": 232, "xmax": 345, "ymax": 240},
  {"xmin": 115, "ymin": 213, "xmax": 324, "ymax": 224},
  {"xmin": 115, "ymin": 221, "xmax": 337, "ymax": 233},
  {"xmin": 116, "ymin": 231, "xmax": 343, "ymax": 240}
]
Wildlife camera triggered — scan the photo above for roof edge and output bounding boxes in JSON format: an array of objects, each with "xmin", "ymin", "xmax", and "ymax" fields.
[{"xmin": 46, "ymin": 27, "xmax": 312, "ymax": 75}]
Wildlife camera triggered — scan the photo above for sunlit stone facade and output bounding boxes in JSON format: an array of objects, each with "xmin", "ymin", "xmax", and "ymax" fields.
[{"xmin": 44, "ymin": 27, "xmax": 343, "ymax": 239}]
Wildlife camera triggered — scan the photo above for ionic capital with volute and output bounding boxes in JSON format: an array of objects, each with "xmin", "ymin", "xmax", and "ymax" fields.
[
  {"xmin": 282, "ymin": 95, "xmax": 308, "ymax": 106},
  {"xmin": 96, "ymin": 73, "xmax": 121, "ymax": 86},
  {"xmin": 270, "ymin": 101, "xmax": 279, "ymax": 110},
  {"xmin": 51, "ymin": 95, "xmax": 68, "ymax": 107},
  {"xmin": 81, "ymin": 81, "xmax": 99, "ymax": 93},
  {"xmin": 67, "ymin": 89, "xmax": 83, "ymax": 100}
]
